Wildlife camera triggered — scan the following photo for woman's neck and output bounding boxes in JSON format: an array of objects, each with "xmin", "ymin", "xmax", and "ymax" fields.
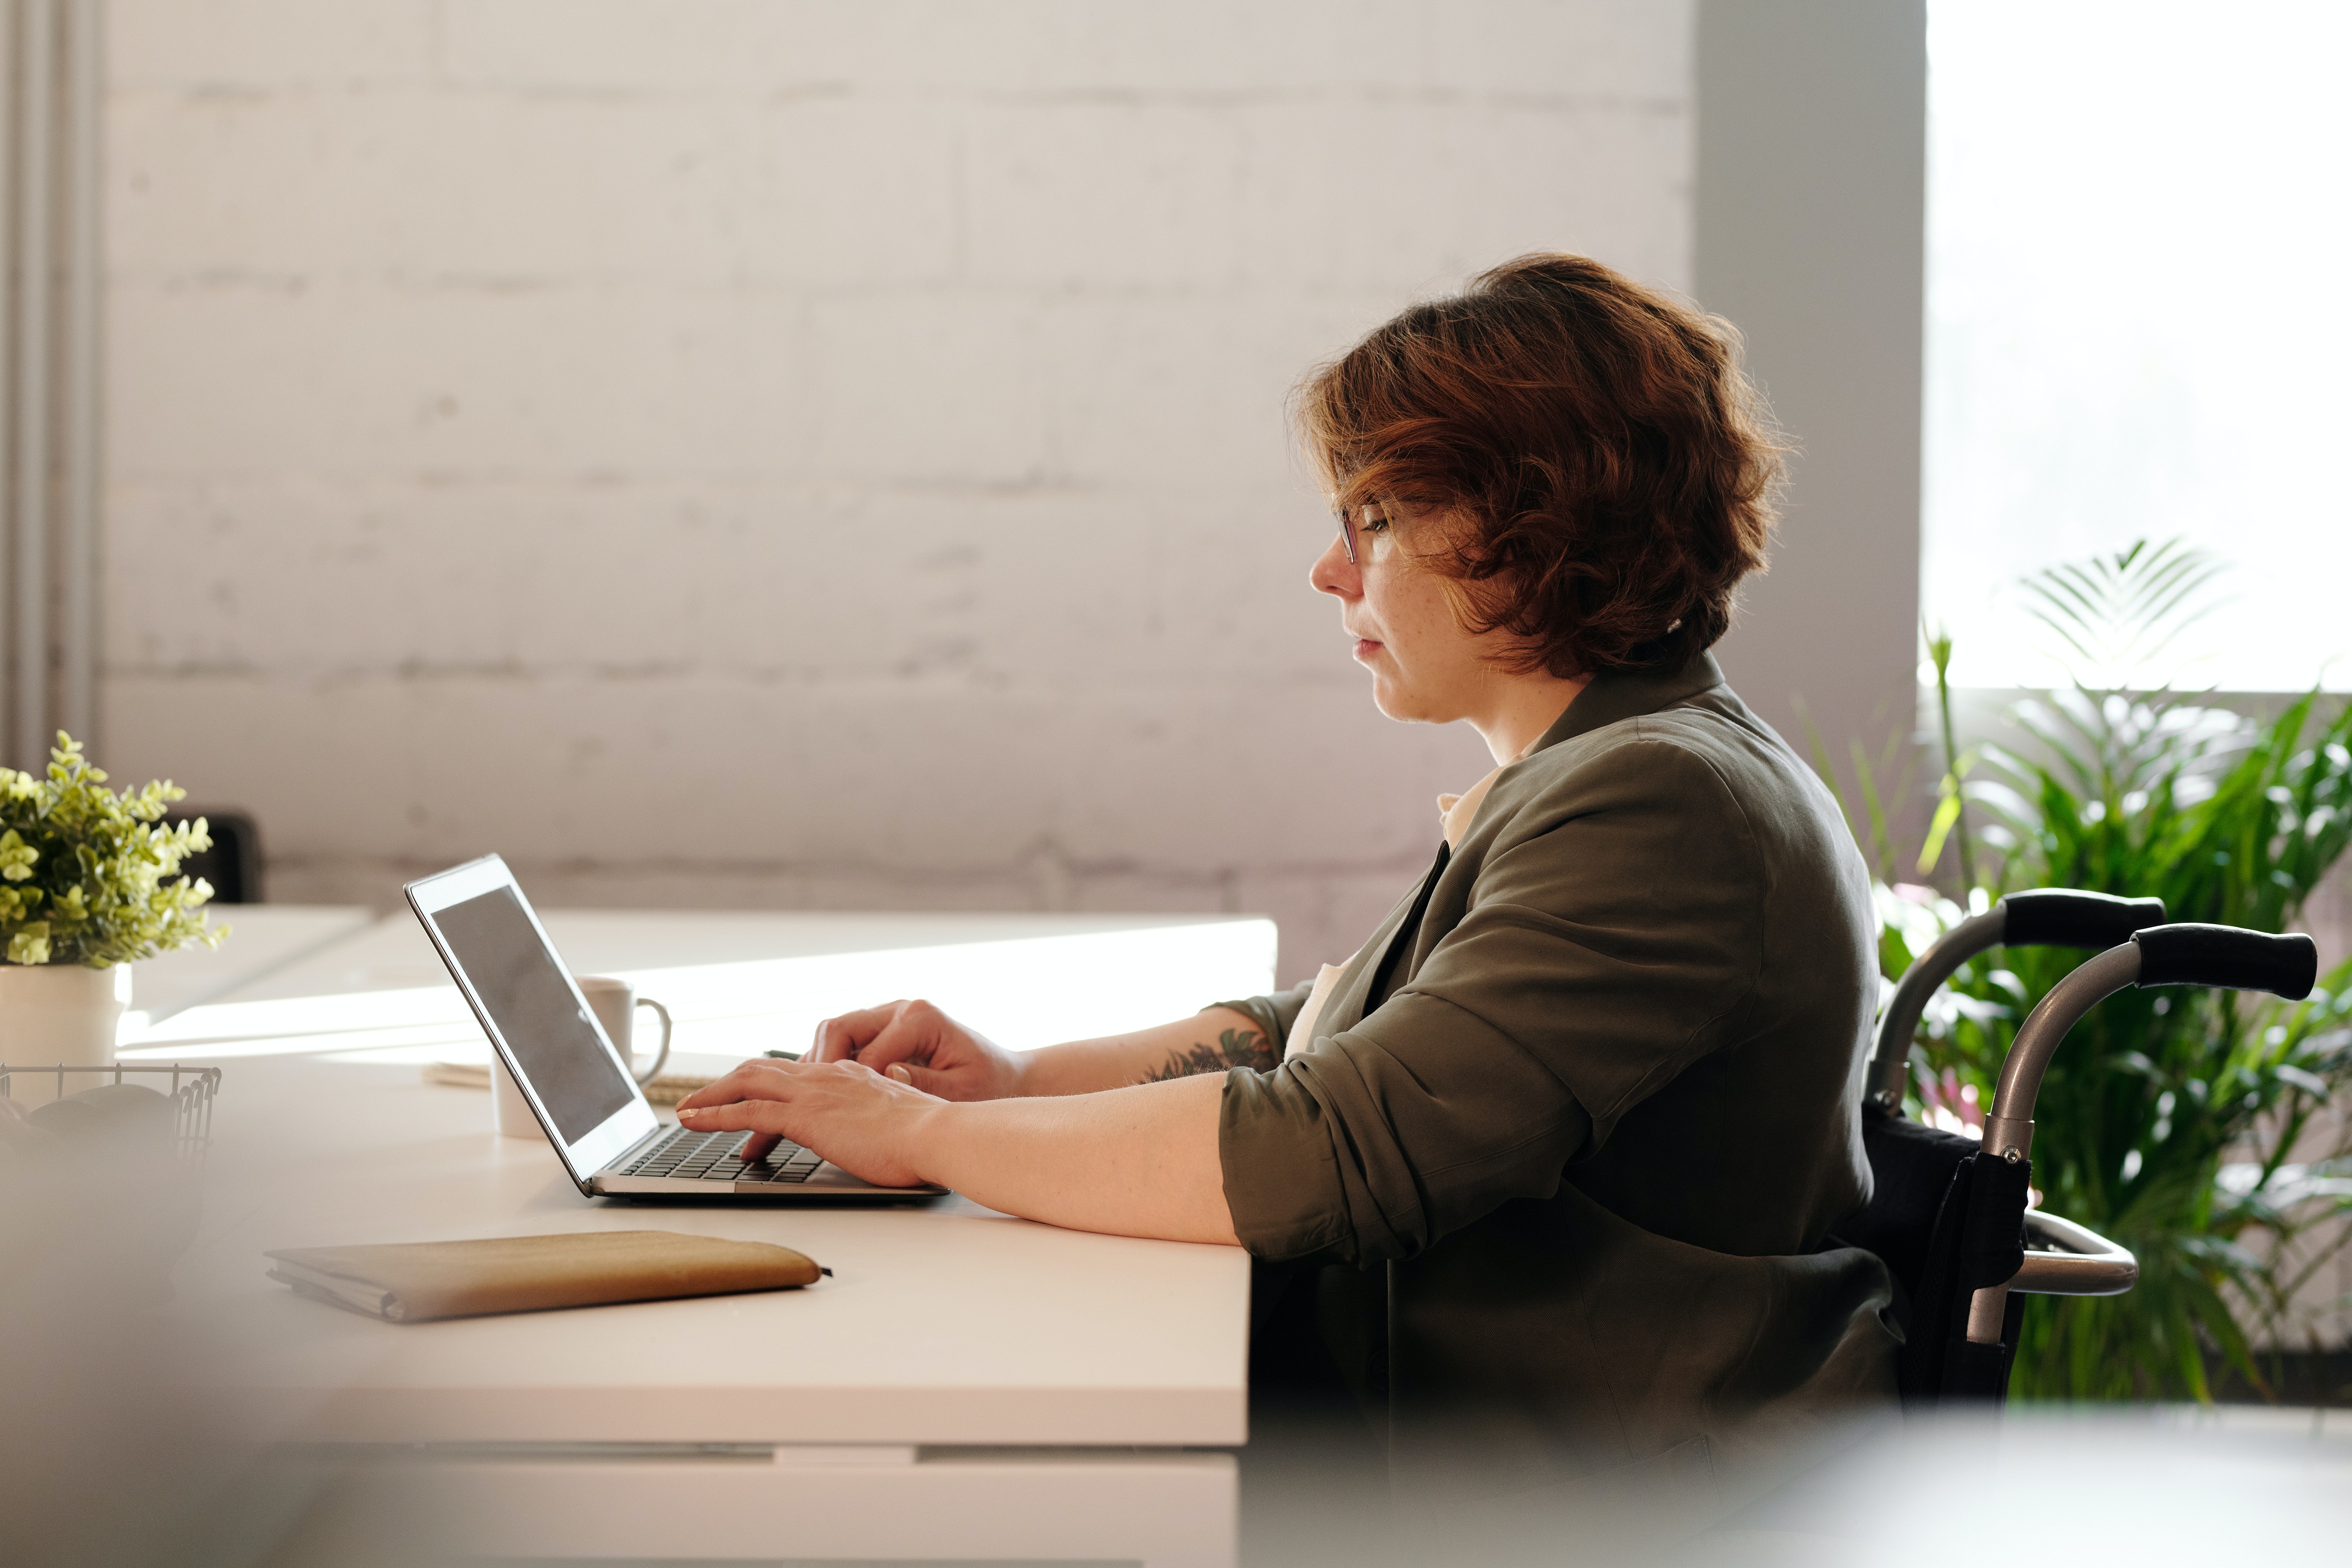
[{"xmin": 1470, "ymin": 670, "xmax": 1592, "ymax": 765}]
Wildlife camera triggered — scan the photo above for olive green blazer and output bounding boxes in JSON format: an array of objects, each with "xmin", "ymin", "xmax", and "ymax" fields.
[{"xmin": 1217, "ymin": 652, "xmax": 1899, "ymax": 1515}]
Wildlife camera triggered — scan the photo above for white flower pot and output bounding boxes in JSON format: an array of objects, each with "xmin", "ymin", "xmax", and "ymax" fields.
[{"xmin": 0, "ymin": 963, "xmax": 133, "ymax": 1106}]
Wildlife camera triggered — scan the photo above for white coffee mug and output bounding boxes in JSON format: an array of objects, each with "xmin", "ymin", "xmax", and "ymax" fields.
[{"xmin": 489, "ymin": 974, "xmax": 674, "ymax": 1140}]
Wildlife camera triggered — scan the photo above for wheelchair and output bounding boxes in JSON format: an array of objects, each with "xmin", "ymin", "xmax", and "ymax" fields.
[{"xmin": 1836, "ymin": 889, "xmax": 2319, "ymax": 1407}]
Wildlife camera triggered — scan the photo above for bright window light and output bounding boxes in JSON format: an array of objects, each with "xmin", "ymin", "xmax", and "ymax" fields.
[
  {"xmin": 1923, "ymin": 1, "xmax": 2352, "ymax": 692},
  {"xmin": 116, "ymin": 922, "xmax": 1277, "ymax": 1063}
]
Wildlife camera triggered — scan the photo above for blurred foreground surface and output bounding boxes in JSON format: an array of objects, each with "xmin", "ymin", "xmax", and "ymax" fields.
[
  {"xmin": 1240, "ymin": 1401, "xmax": 2352, "ymax": 1568},
  {"xmin": 8, "ymin": 1125, "xmax": 2348, "ymax": 1567}
]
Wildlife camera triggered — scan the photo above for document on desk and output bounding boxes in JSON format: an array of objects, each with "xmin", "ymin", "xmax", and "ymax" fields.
[{"xmin": 265, "ymin": 1230, "xmax": 826, "ymax": 1323}]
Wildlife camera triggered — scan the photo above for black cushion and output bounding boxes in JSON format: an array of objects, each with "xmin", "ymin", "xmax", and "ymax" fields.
[{"xmin": 1838, "ymin": 1104, "xmax": 1979, "ymax": 1305}]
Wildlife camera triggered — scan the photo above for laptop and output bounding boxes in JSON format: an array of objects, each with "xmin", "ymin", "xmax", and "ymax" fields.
[{"xmin": 406, "ymin": 855, "xmax": 945, "ymax": 1201}]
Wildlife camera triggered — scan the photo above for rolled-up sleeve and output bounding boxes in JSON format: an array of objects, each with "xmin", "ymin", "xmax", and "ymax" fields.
[
  {"xmin": 1218, "ymin": 740, "xmax": 1766, "ymax": 1265},
  {"xmin": 1207, "ymin": 979, "xmax": 1314, "ymax": 1053}
]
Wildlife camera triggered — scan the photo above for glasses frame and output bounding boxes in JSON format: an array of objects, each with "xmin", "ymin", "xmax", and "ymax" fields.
[{"xmin": 1335, "ymin": 506, "xmax": 1357, "ymax": 565}]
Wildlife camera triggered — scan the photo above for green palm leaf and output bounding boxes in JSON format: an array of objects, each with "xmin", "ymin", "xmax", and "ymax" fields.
[{"xmin": 1835, "ymin": 541, "xmax": 2352, "ymax": 1401}]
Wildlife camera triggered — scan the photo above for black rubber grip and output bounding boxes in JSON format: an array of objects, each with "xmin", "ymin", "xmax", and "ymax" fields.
[
  {"xmin": 2131, "ymin": 924, "xmax": 2318, "ymax": 1000},
  {"xmin": 2000, "ymin": 889, "xmax": 2168, "ymax": 950}
]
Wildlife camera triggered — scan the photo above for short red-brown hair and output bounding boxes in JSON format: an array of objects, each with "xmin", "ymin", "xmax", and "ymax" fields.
[{"xmin": 1296, "ymin": 253, "xmax": 1785, "ymax": 677}]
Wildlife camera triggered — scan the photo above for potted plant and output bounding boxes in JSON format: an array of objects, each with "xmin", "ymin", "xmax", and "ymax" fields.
[
  {"xmin": 1847, "ymin": 542, "xmax": 2352, "ymax": 1401},
  {"xmin": 0, "ymin": 734, "xmax": 227, "ymax": 1077}
]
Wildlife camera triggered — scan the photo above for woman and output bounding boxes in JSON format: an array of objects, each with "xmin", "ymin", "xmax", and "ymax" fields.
[{"xmin": 679, "ymin": 254, "xmax": 1898, "ymax": 1510}]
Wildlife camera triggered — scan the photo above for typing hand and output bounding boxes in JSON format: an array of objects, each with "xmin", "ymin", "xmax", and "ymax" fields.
[
  {"xmin": 803, "ymin": 999, "xmax": 1028, "ymax": 1102},
  {"xmin": 675, "ymin": 1059, "xmax": 939, "ymax": 1186}
]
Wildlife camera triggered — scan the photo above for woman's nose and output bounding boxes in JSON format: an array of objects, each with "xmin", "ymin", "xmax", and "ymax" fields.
[{"xmin": 1309, "ymin": 532, "xmax": 1358, "ymax": 599}]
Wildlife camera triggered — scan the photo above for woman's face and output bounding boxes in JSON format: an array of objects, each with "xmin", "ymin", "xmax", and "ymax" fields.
[{"xmin": 1309, "ymin": 503, "xmax": 1506, "ymax": 726}]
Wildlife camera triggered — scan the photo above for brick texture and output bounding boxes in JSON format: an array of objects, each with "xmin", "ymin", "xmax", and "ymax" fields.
[{"xmin": 102, "ymin": 0, "xmax": 1694, "ymax": 983}]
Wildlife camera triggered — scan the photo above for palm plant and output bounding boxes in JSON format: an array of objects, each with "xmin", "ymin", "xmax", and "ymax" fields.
[{"xmin": 1862, "ymin": 542, "xmax": 2352, "ymax": 1400}]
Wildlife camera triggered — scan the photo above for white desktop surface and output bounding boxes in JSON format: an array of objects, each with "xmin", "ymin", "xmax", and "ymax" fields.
[
  {"xmin": 184, "ymin": 1053, "xmax": 1253, "ymax": 1449},
  {"xmin": 142, "ymin": 909, "xmax": 1263, "ymax": 1564},
  {"xmin": 159, "ymin": 909, "xmax": 1266, "ymax": 1454},
  {"xmin": 119, "ymin": 904, "xmax": 374, "ymax": 1030}
]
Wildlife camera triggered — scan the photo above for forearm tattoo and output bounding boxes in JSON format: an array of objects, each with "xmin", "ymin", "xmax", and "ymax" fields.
[{"xmin": 1141, "ymin": 1026, "xmax": 1276, "ymax": 1083}]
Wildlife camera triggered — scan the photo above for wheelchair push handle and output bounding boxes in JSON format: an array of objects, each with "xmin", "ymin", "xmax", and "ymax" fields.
[
  {"xmin": 1983, "ymin": 923, "xmax": 2318, "ymax": 1160},
  {"xmin": 2001, "ymin": 889, "xmax": 2169, "ymax": 951},
  {"xmin": 1867, "ymin": 888, "xmax": 2169, "ymax": 1109},
  {"xmin": 1962, "ymin": 922, "xmax": 2310, "ymax": 1350},
  {"xmin": 2131, "ymin": 924, "xmax": 2318, "ymax": 998}
]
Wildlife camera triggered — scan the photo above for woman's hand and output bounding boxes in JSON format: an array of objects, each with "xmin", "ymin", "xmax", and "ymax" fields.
[
  {"xmin": 675, "ymin": 1059, "xmax": 942, "ymax": 1187},
  {"xmin": 804, "ymin": 999, "xmax": 1029, "ymax": 1102}
]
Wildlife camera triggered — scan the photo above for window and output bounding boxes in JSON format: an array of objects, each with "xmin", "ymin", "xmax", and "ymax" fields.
[{"xmin": 1922, "ymin": 1, "xmax": 2351, "ymax": 692}]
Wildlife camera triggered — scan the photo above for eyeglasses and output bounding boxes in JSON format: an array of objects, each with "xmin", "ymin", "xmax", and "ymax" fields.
[{"xmin": 1335, "ymin": 504, "xmax": 1397, "ymax": 566}]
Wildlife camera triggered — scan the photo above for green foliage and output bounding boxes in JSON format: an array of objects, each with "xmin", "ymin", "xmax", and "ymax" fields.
[
  {"xmin": 2016, "ymin": 537, "xmax": 2228, "ymax": 690},
  {"xmin": 1919, "ymin": 623, "xmax": 1980, "ymax": 886},
  {"xmin": 1849, "ymin": 542, "xmax": 2352, "ymax": 1402},
  {"xmin": 0, "ymin": 734, "xmax": 228, "ymax": 969}
]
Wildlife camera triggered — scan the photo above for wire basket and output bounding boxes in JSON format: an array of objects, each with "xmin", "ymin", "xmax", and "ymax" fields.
[{"xmin": 0, "ymin": 1063, "xmax": 221, "ymax": 1161}]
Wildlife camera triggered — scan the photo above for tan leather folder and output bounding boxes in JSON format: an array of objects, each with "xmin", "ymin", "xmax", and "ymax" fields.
[{"xmin": 265, "ymin": 1230, "xmax": 826, "ymax": 1323}]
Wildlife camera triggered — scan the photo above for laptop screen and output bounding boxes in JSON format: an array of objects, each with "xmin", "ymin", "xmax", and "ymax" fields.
[{"xmin": 431, "ymin": 885, "xmax": 636, "ymax": 1143}]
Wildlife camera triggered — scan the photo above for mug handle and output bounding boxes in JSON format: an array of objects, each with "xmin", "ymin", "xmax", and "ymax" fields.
[{"xmin": 631, "ymin": 998, "xmax": 674, "ymax": 1085}]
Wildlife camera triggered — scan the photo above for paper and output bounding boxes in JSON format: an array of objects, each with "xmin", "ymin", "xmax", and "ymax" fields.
[{"xmin": 424, "ymin": 1059, "xmax": 720, "ymax": 1107}]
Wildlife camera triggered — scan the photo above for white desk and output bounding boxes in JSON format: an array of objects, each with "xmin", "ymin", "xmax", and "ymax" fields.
[
  {"xmin": 119, "ymin": 904, "xmax": 374, "ymax": 1032},
  {"xmin": 126, "ymin": 907, "xmax": 1279, "ymax": 1067},
  {"xmin": 164, "ymin": 911, "xmax": 1268, "ymax": 1567}
]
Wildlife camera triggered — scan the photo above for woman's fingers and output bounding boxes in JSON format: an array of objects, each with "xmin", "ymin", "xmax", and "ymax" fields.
[
  {"xmin": 810, "ymin": 998, "xmax": 961, "ymax": 1075},
  {"xmin": 675, "ymin": 1096, "xmax": 790, "ymax": 1135},
  {"xmin": 849, "ymin": 1000, "xmax": 956, "ymax": 1073},
  {"xmin": 672, "ymin": 1055, "xmax": 937, "ymax": 1190},
  {"xmin": 676, "ymin": 1061, "xmax": 799, "ymax": 1112},
  {"xmin": 673, "ymin": 1064, "xmax": 803, "ymax": 1160},
  {"xmin": 808, "ymin": 1001, "xmax": 911, "ymax": 1063},
  {"xmin": 674, "ymin": 1068, "xmax": 748, "ymax": 1112},
  {"xmin": 885, "ymin": 1061, "xmax": 957, "ymax": 1095}
]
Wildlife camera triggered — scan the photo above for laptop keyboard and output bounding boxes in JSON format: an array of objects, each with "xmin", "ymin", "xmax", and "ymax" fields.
[{"xmin": 617, "ymin": 1127, "xmax": 827, "ymax": 1185}]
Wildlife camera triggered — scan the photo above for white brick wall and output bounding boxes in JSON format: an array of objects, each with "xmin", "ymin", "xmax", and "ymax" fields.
[{"xmin": 102, "ymin": 0, "xmax": 1695, "ymax": 984}]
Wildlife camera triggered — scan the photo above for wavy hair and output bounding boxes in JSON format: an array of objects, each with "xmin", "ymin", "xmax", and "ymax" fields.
[{"xmin": 1296, "ymin": 254, "xmax": 1787, "ymax": 676}]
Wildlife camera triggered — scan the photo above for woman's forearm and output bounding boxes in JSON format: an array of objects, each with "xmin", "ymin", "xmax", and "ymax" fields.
[
  {"xmin": 1014, "ymin": 1006, "xmax": 1276, "ymax": 1097},
  {"xmin": 915, "ymin": 1072, "xmax": 1240, "ymax": 1245}
]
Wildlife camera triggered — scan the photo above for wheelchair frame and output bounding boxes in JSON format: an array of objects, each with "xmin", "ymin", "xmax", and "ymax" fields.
[{"xmin": 1856, "ymin": 889, "xmax": 2316, "ymax": 1400}]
